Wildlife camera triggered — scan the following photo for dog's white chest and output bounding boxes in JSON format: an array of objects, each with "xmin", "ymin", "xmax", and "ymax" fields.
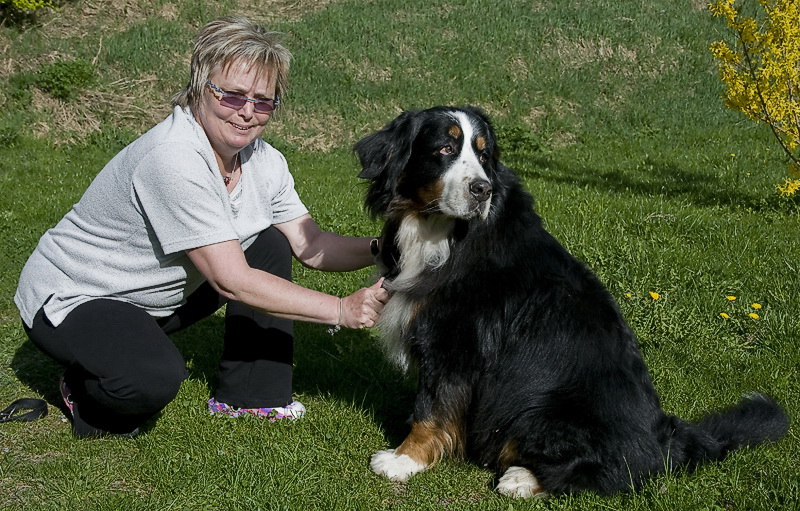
[{"xmin": 377, "ymin": 214, "xmax": 454, "ymax": 370}]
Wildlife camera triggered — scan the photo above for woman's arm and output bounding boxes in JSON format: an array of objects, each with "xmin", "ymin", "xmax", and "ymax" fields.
[
  {"xmin": 274, "ymin": 214, "xmax": 376, "ymax": 272},
  {"xmin": 186, "ymin": 238, "xmax": 386, "ymax": 328}
]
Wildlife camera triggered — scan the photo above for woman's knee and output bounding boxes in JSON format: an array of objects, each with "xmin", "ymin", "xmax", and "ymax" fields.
[
  {"xmin": 245, "ymin": 226, "xmax": 292, "ymax": 279},
  {"xmin": 90, "ymin": 357, "xmax": 188, "ymax": 416}
]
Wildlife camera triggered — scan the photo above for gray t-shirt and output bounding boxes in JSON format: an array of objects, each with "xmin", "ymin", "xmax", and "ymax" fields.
[{"xmin": 14, "ymin": 106, "xmax": 308, "ymax": 328}]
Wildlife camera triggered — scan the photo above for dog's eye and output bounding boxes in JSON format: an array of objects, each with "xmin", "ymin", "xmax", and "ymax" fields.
[
  {"xmin": 479, "ymin": 152, "xmax": 488, "ymax": 164},
  {"xmin": 439, "ymin": 145, "xmax": 454, "ymax": 155}
]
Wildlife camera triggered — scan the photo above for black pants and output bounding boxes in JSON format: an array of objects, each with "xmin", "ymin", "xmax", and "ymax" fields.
[{"xmin": 23, "ymin": 227, "xmax": 294, "ymax": 436}]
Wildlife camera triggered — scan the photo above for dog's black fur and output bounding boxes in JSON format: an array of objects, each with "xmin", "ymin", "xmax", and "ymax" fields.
[{"xmin": 355, "ymin": 106, "xmax": 789, "ymax": 496}]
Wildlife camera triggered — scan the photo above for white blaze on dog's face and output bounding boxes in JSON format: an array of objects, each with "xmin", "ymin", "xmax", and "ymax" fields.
[{"xmin": 436, "ymin": 111, "xmax": 493, "ymax": 220}]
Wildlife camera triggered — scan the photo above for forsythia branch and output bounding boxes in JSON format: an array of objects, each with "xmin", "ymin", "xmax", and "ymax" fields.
[{"xmin": 710, "ymin": 0, "xmax": 800, "ymax": 176}]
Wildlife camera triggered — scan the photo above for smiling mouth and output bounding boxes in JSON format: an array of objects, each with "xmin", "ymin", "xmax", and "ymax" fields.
[{"xmin": 230, "ymin": 122, "xmax": 252, "ymax": 131}]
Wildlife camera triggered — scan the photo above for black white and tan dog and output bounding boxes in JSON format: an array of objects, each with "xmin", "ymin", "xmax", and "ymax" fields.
[{"xmin": 354, "ymin": 106, "xmax": 789, "ymax": 497}]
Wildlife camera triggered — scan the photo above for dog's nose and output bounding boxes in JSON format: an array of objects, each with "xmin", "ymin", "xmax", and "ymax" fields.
[{"xmin": 469, "ymin": 180, "xmax": 492, "ymax": 202}]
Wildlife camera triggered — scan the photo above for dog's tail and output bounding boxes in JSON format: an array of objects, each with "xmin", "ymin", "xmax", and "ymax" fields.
[{"xmin": 672, "ymin": 393, "xmax": 788, "ymax": 469}]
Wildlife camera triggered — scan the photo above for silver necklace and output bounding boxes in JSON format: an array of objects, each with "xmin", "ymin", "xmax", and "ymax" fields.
[{"xmin": 223, "ymin": 153, "xmax": 239, "ymax": 185}]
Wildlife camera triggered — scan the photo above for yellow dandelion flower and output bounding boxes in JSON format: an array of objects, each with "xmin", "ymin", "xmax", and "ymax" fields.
[
  {"xmin": 726, "ymin": 295, "xmax": 737, "ymax": 301},
  {"xmin": 720, "ymin": 312, "xmax": 730, "ymax": 319},
  {"xmin": 748, "ymin": 313, "xmax": 760, "ymax": 319},
  {"xmin": 625, "ymin": 293, "xmax": 632, "ymax": 298},
  {"xmin": 752, "ymin": 303, "xmax": 762, "ymax": 309},
  {"xmin": 649, "ymin": 292, "xmax": 660, "ymax": 300}
]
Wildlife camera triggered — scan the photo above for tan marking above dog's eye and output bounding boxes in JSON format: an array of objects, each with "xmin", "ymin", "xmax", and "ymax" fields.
[{"xmin": 439, "ymin": 145, "xmax": 454, "ymax": 155}]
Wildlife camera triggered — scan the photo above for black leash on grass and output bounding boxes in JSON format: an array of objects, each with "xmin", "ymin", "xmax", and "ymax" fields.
[{"xmin": 0, "ymin": 398, "xmax": 48, "ymax": 423}]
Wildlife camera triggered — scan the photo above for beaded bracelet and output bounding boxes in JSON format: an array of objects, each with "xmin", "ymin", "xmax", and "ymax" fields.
[{"xmin": 327, "ymin": 297, "xmax": 343, "ymax": 335}]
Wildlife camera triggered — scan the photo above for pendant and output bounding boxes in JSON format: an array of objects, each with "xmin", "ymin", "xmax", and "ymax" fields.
[{"xmin": 223, "ymin": 176, "xmax": 231, "ymax": 185}]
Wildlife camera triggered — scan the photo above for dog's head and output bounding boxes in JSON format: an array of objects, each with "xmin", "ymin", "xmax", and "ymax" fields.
[{"xmin": 355, "ymin": 106, "xmax": 500, "ymax": 222}]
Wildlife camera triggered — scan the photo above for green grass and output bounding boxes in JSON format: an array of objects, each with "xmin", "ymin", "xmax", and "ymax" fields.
[{"xmin": 1, "ymin": 0, "xmax": 799, "ymax": 509}]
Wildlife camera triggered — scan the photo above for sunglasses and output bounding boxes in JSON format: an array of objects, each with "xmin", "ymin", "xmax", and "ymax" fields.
[{"xmin": 206, "ymin": 81, "xmax": 281, "ymax": 113}]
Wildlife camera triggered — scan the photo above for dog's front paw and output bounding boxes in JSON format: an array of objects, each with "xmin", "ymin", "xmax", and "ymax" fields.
[
  {"xmin": 370, "ymin": 449, "xmax": 427, "ymax": 482},
  {"xmin": 496, "ymin": 466, "xmax": 548, "ymax": 498}
]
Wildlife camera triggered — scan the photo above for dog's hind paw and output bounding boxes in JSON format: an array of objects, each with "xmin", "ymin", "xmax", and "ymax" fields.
[
  {"xmin": 370, "ymin": 449, "xmax": 427, "ymax": 482},
  {"xmin": 496, "ymin": 466, "xmax": 548, "ymax": 498}
]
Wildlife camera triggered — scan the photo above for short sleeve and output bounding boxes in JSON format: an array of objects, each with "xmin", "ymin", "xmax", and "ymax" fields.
[{"xmin": 248, "ymin": 141, "xmax": 308, "ymax": 225}]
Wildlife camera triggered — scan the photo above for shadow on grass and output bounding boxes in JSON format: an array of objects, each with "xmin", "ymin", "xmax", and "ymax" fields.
[
  {"xmin": 291, "ymin": 322, "xmax": 416, "ymax": 444},
  {"xmin": 172, "ymin": 318, "xmax": 417, "ymax": 444},
  {"xmin": 9, "ymin": 340, "xmax": 63, "ymax": 407},
  {"xmin": 510, "ymin": 153, "xmax": 766, "ymax": 211},
  {"xmin": 168, "ymin": 316, "xmax": 414, "ymax": 442},
  {"xmin": 10, "ymin": 315, "xmax": 413, "ymax": 444}
]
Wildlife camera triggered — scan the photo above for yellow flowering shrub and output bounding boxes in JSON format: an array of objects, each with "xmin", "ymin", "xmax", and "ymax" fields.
[
  {"xmin": 709, "ymin": 0, "xmax": 800, "ymax": 196},
  {"xmin": 1, "ymin": 0, "xmax": 51, "ymax": 12}
]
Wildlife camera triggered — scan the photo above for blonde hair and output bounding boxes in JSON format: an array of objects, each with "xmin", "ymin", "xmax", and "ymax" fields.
[{"xmin": 171, "ymin": 17, "xmax": 291, "ymax": 112}]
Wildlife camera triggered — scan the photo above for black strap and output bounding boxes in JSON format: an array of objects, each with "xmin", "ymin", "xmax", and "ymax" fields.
[{"xmin": 0, "ymin": 398, "xmax": 48, "ymax": 423}]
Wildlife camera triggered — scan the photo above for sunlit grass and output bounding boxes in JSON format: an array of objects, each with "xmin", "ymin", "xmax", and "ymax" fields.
[{"xmin": 0, "ymin": 0, "xmax": 798, "ymax": 509}]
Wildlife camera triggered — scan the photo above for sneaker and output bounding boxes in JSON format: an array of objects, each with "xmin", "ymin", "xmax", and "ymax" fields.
[
  {"xmin": 59, "ymin": 375, "xmax": 140, "ymax": 439},
  {"xmin": 59, "ymin": 376, "xmax": 75, "ymax": 416},
  {"xmin": 207, "ymin": 397, "xmax": 306, "ymax": 422}
]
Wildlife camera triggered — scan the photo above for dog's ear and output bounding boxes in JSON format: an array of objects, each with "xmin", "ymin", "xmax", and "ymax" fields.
[{"xmin": 355, "ymin": 110, "xmax": 422, "ymax": 180}]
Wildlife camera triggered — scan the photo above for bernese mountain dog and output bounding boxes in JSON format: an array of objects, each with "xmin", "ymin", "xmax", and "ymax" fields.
[{"xmin": 354, "ymin": 106, "xmax": 789, "ymax": 497}]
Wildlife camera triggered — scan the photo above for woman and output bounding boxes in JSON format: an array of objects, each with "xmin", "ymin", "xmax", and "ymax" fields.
[{"xmin": 14, "ymin": 17, "xmax": 388, "ymax": 438}]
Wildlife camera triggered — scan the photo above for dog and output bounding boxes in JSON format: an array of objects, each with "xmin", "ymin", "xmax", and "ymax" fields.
[{"xmin": 354, "ymin": 106, "xmax": 789, "ymax": 497}]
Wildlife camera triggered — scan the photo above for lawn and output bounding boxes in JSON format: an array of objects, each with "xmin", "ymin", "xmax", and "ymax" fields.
[{"xmin": 0, "ymin": 0, "xmax": 798, "ymax": 510}]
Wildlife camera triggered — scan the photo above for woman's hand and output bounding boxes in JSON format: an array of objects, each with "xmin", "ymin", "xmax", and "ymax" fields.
[{"xmin": 339, "ymin": 278, "xmax": 389, "ymax": 329}]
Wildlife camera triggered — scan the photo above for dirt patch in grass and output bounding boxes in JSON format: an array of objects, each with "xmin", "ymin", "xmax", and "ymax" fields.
[
  {"xmin": 40, "ymin": 0, "xmax": 336, "ymax": 42},
  {"xmin": 4, "ymin": 0, "xmax": 343, "ymax": 144},
  {"xmin": 270, "ymin": 107, "xmax": 348, "ymax": 153}
]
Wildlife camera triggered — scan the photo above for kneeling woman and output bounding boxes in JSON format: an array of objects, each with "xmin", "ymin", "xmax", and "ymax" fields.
[{"xmin": 14, "ymin": 17, "xmax": 388, "ymax": 438}]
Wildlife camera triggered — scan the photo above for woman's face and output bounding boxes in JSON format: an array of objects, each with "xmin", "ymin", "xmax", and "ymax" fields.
[{"xmin": 195, "ymin": 60, "xmax": 277, "ymax": 162}]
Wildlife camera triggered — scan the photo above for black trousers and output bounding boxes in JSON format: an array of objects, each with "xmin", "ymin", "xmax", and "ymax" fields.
[{"xmin": 23, "ymin": 227, "xmax": 295, "ymax": 436}]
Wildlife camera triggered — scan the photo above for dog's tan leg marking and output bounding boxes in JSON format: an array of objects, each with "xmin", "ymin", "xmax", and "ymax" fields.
[
  {"xmin": 370, "ymin": 420, "xmax": 464, "ymax": 483},
  {"xmin": 396, "ymin": 419, "xmax": 464, "ymax": 464},
  {"xmin": 498, "ymin": 439, "xmax": 520, "ymax": 472},
  {"xmin": 496, "ymin": 466, "xmax": 548, "ymax": 498}
]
